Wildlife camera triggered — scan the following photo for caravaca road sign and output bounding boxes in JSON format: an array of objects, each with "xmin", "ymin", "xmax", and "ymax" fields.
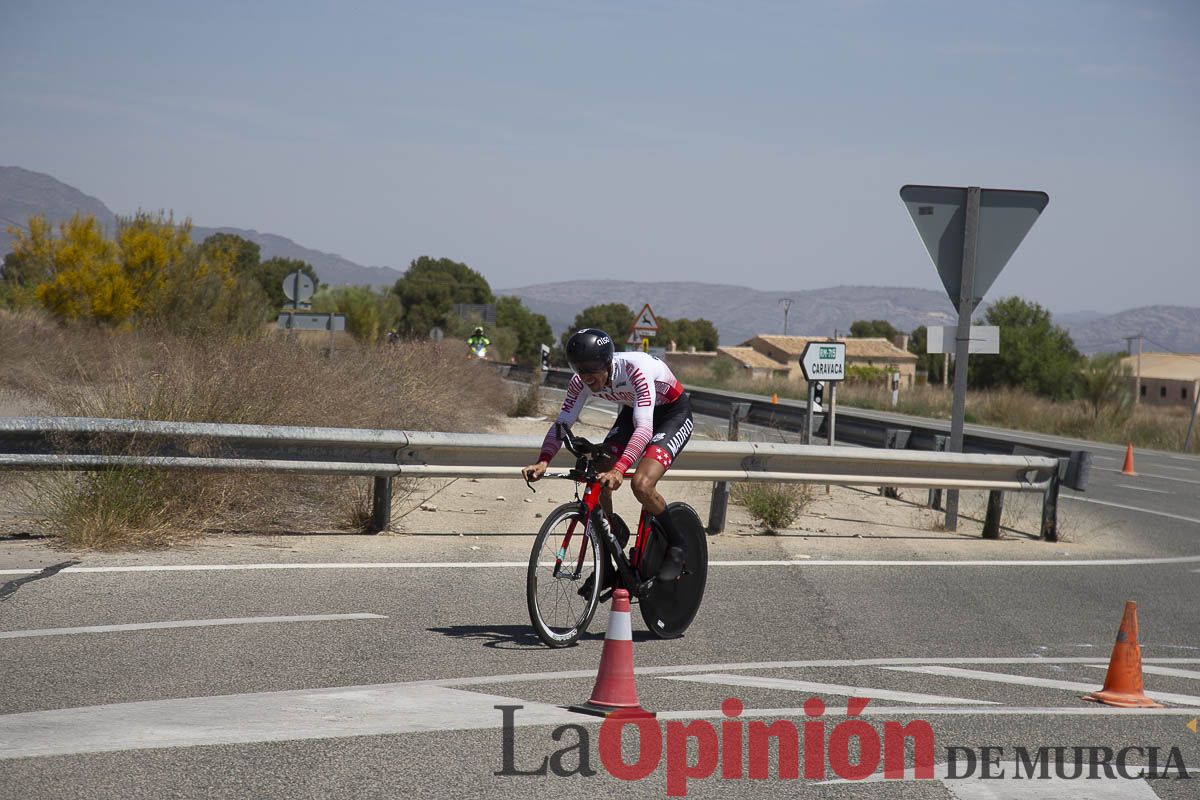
[{"xmin": 800, "ymin": 342, "xmax": 846, "ymax": 382}]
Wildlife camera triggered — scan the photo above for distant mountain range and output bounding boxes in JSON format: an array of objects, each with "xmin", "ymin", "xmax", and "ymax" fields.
[
  {"xmin": 3, "ymin": 165, "xmax": 1198, "ymax": 354},
  {"xmin": 0, "ymin": 166, "xmax": 402, "ymax": 288}
]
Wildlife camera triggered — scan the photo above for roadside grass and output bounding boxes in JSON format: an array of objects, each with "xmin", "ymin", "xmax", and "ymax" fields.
[
  {"xmin": 1, "ymin": 309, "xmax": 506, "ymax": 549},
  {"xmin": 508, "ymin": 370, "xmax": 543, "ymax": 418},
  {"xmin": 730, "ymin": 481, "xmax": 814, "ymax": 531},
  {"xmin": 680, "ymin": 367, "xmax": 1198, "ymax": 454}
]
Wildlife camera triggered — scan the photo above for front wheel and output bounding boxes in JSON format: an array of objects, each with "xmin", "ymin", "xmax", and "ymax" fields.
[
  {"xmin": 639, "ymin": 502, "xmax": 708, "ymax": 639},
  {"xmin": 527, "ymin": 502, "xmax": 601, "ymax": 648}
]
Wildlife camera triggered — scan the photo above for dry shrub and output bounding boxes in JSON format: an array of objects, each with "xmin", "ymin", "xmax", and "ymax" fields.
[
  {"xmin": 1, "ymin": 309, "xmax": 506, "ymax": 548},
  {"xmin": 731, "ymin": 481, "xmax": 814, "ymax": 531},
  {"xmin": 682, "ymin": 362, "xmax": 1198, "ymax": 454},
  {"xmin": 508, "ymin": 370, "xmax": 543, "ymax": 418}
]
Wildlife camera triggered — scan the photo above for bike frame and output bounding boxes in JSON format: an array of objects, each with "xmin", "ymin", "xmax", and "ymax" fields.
[{"xmin": 549, "ymin": 468, "xmax": 657, "ymax": 597}]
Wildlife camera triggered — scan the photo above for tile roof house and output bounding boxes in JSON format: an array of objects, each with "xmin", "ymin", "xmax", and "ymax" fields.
[
  {"xmin": 739, "ymin": 335, "xmax": 919, "ymax": 387},
  {"xmin": 1121, "ymin": 352, "xmax": 1200, "ymax": 407}
]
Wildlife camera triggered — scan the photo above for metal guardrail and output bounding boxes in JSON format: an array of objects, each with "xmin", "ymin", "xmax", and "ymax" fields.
[
  {"xmin": 529, "ymin": 365, "xmax": 1092, "ymax": 493},
  {"xmin": 1, "ymin": 415, "xmax": 1067, "ymax": 540}
]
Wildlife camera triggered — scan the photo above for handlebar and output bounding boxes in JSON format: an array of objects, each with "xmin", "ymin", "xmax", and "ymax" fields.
[
  {"xmin": 556, "ymin": 423, "xmax": 607, "ymax": 460},
  {"xmin": 523, "ymin": 424, "xmax": 609, "ymax": 493}
]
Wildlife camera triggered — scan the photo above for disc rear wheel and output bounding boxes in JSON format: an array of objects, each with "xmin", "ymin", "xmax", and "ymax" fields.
[{"xmin": 639, "ymin": 502, "xmax": 708, "ymax": 639}]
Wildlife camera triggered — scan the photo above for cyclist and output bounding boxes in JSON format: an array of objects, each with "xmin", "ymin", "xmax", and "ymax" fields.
[{"xmin": 522, "ymin": 328, "xmax": 694, "ymax": 586}]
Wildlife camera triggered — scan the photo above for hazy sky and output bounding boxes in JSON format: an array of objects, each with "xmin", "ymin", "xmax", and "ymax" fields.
[{"xmin": 2, "ymin": 1, "xmax": 1197, "ymax": 312}]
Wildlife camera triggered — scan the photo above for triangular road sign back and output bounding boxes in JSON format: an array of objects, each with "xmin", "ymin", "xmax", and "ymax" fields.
[{"xmin": 901, "ymin": 185, "xmax": 1048, "ymax": 304}]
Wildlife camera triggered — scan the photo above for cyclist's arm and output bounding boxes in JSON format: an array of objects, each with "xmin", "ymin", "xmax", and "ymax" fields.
[
  {"xmin": 536, "ymin": 374, "xmax": 590, "ymax": 464},
  {"xmin": 611, "ymin": 366, "xmax": 654, "ymax": 473}
]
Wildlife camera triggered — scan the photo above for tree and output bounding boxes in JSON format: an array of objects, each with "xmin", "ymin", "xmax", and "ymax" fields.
[
  {"xmin": 311, "ymin": 285, "xmax": 402, "ymax": 344},
  {"xmin": 27, "ymin": 214, "xmax": 134, "ymax": 325},
  {"xmin": 561, "ymin": 303, "xmax": 635, "ymax": 351},
  {"xmin": 968, "ymin": 296, "xmax": 1082, "ymax": 400},
  {"xmin": 391, "ymin": 256, "xmax": 494, "ymax": 337},
  {"xmin": 1078, "ymin": 352, "xmax": 1133, "ymax": 420},
  {"xmin": 658, "ymin": 317, "xmax": 719, "ymax": 351},
  {"xmin": 199, "ymin": 233, "xmax": 261, "ymax": 277},
  {"xmin": 255, "ymin": 257, "xmax": 320, "ymax": 309},
  {"xmin": 116, "ymin": 210, "xmax": 192, "ymax": 314},
  {"xmin": 496, "ymin": 296, "xmax": 552, "ymax": 364},
  {"xmin": 908, "ymin": 325, "xmax": 944, "ymax": 384},
  {"xmin": 849, "ymin": 319, "xmax": 900, "ymax": 340}
]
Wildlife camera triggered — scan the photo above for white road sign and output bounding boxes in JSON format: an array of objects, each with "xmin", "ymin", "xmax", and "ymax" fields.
[
  {"xmin": 633, "ymin": 303, "xmax": 660, "ymax": 334},
  {"xmin": 800, "ymin": 342, "xmax": 846, "ymax": 382},
  {"xmin": 926, "ymin": 325, "xmax": 1000, "ymax": 355}
]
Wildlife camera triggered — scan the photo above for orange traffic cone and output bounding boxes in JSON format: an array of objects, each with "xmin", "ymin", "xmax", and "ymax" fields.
[
  {"xmin": 1121, "ymin": 443, "xmax": 1137, "ymax": 476},
  {"xmin": 569, "ymin": 588, "xmax": 654, "ymax": 718},
  {"xmin": 1083, "ymin": 601, "xmax": 1163, "ymax": 708}
]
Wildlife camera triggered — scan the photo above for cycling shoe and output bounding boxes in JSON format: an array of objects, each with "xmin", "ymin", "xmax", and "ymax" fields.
[
  {"xmin": 577, "ymin": 569, "xmax": 615, "ymax": 599},
  {"xmin": 657, "ymin": 546, "xmax": 686, "ymax": 582}
]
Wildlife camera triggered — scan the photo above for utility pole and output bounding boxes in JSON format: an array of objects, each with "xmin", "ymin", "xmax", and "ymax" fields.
[
  {"xmin": 779, "ymin": 299, "xmax": 794, "ymax": 336},
  {"xmin": 1185, "ymin": 379, "xmax": 1199, "ymax": 453},
  {"xmin": 1124, "ymin": 333, "xmax": 1143, "ymax": 404}
]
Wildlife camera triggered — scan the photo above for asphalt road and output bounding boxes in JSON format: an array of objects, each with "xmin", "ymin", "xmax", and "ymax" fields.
[{"xmin": 1, "ymin": 395, "xmax": 1197, "ymax": 799}]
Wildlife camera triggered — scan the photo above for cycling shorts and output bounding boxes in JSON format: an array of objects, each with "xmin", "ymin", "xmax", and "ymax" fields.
[{"xmin": 601, "ymin": 393, "xmax": 694, "ymax": 472}]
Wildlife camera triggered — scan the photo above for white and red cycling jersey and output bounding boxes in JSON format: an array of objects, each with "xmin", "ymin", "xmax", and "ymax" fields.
[{"xmin": 538, "ymin": 351, "xmax": 685, "ymax": 473}]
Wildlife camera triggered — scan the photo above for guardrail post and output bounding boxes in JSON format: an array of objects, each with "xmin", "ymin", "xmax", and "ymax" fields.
[
  {"xmin": 708, "ymin": 402, "xmax": 751, "ymax": 534},
  {"xmin": 983, "ymin": 490, "xmax": 1004, "ymax": 539},
  {"xmin": 1040, "ymin": 463, "xmax": 1062, "ymax": 542},
  {"xmin": 880, "ymin": 428, "xmax": 909, "ymax": 499},
  {"xmin": 928, "ymin": 435, "xmax": 947, "ymax": 510},
  {"xmin": 367, "ymin": 475, "xmax": 392, "ymax": 534}
]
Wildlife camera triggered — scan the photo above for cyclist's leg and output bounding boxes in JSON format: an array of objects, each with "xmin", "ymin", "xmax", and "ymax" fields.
[
  {"xmin": 576, "ymin": 409, "xmax": 633, "ymax": 599},
  {"xmin": 631, "ymin": 396, "xmax": 694, "ymax": 580}
]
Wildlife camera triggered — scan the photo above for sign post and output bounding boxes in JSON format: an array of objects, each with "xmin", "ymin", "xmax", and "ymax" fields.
[
  {"xmin": 901, "ymin": 184, "xmax": 1048, "ymax": 530},
  {"xmin": 800, "ymin": 342, "xmax": 845, "ymax": 446}
]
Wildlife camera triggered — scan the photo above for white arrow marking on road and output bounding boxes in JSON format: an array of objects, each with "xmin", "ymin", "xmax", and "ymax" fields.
[
  {"xmin": 881, "ymin": 665, "xmax": 1200, "ymax": 707},
  {"xmin": 659, "ymin": 673, "xmax": 997, "ymax": 705},
  {"xmin": 0, "ymin": 613, "xmax": 385, "ymax": 640}
]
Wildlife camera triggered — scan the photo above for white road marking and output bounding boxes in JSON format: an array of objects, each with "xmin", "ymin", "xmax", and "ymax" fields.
[
  {"xmin": 5, "ymin": 553, "xmax": 1200, "ymax": 577},
  {"xmin": 420, "ymin": 657, "xmax": 1200, "ymax": 689},
  {"xmin": 1098, "ymin": 467, "xmax": 1200, "ymax": 485},
  {"xmin": 1088, "ymin": 664, "xmax": 1200, "ymax": 681},
  {"xmin": 1115, "ymin": 484, "xmax": 1170, "ymax": 493},
  {"xmin": 659, "ymin": 672, "xmax": 997, "ymax": 705},
  {"xmin": 823, "ymin": 761, "xmax": 1168, "ymax": 797},
  {"xmin": 4, "ymin": 689, "xmax": 1198, "ymax": 762},
  {"xmin": 1062, "ymin": 496, "xmax": 1200, "ymax": 526},
  {"xmin": 881, "ymin": 665, "xmax": 1200, "ymax": 707},
  {"xmin": 0, "ymin": 613, "xmax": 385, "ymax": 640},
  {"xmin": 0, "ymin": 684, "xmax": 581, "ymax": 761}
]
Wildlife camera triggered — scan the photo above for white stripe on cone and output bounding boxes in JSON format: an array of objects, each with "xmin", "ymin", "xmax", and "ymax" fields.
[{"xmin": 607, "ymin": 609, "xmax": 632, "ymax": 641}]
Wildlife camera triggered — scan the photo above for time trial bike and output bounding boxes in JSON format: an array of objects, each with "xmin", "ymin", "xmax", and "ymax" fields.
[{"xmin": 524, "ymin": 423, "xmax": 708, "ymax": 648}]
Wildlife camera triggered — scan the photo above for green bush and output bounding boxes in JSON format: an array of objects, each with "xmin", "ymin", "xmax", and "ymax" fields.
[{"xmin": 731, "ymin": 482, "xmax": 813, "ymax": 531}]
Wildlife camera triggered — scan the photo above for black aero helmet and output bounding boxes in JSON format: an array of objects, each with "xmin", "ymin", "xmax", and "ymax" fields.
[{"xmin": 565, "ymin": 328, "xmax": 615, "ymax": 373}]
